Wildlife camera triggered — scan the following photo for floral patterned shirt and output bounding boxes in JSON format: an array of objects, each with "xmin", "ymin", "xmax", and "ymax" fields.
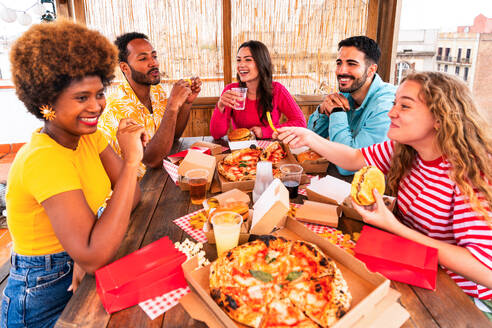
[{"xmin": 98, "ymin": 81, "xmax": 168, "ymax": 178}]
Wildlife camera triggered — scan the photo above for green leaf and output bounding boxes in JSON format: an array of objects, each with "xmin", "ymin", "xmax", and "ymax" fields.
[
  {"xmin": 239, "ymin": 163, "xmax": 247, "ymax": 167},
  {"xmin": 249, "ymin": 270, "xmax": 273, "ymax": 283},
  {"xmin": 286, "ymin": 271, "xmax": 303, "ymax": 281},
  {"xmin": 265, "ymin": 254, "xmax": 277, "ymax": 264}
]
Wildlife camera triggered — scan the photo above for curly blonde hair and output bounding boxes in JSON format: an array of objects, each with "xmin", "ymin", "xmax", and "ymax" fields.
[
  {"xmin": 386, "ymin": 72, "xmax": 492, "ymax": 222},
  {"xmin": 9, "ymin": 19, "xmax": 118, "ymax": 120}
]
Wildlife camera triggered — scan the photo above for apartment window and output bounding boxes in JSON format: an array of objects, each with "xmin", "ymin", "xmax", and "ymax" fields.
[
  {"xmin": 466, "ymin": 48, "xmax": 471, "ymax": 59},
  {"xmin": 445, "ymin": 48, "xmax": 451, "ymax": 61},
  {"xmin": 437, "ymin": 64, "xmax": 441, "ymax": 71},
  {"xmin": 457, "ymin": 48, "xmax": 462, "ymax": 62},
  {"xmin": 455, "ymin": 66, "xmax": 460, "ymax": 75},
  {"xmin": 396, "ymin": 62, "xmax": 411, "ymax": 85},
  {"xmin": 444, "ymin": 65, "xmax": 448, "ymax": 72},
  {"xmin": 464, "ymin": 67, "xmax": 469, "ymax": 81},
  {"xmin": 437, "ymin": 47, "xmax": 442, "ymax": 56}
]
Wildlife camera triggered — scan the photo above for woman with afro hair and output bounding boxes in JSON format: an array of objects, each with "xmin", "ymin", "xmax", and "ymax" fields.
[
  {"xmin": 275, "ymin": 71, "xmax": 492, "ymax": 318},
  {"xmin": 3, "ymin": 20, "xmax": 148, "ymax": 327}
]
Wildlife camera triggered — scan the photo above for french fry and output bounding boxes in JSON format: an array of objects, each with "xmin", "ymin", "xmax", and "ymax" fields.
[{"xmin": 266, "ymin": 111, "xmax": 278, "ymax": 133}]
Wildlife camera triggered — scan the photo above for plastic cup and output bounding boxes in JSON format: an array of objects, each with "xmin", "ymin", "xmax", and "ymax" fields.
[
  {"xmin": 185, "ymin": 169, "xmax": 208, "ymax": 205},
  {"xmin": 280, "ymin": 164, "xmax": 303, "ymax": 198},
  {"xmin": 211, "ymin": 211, "xmax": 243, "ymax": 256},
  {"xmin": 231, "ymin": 87, "xmax": 247, "ymax": 110}
]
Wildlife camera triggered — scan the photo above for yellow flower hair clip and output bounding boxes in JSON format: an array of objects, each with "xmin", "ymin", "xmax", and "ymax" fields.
[{"xmin": 40, "ymin": 105, "xmax": 55, "ymax": 121}]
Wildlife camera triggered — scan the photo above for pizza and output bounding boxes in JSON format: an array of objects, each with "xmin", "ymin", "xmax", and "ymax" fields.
[
  {"xmin": 260, "ymin": 141, "xmax": 286, "ymax": 164},
  {"xmin": 210, "ymin": 235, "xmax": 351, "ymax": 328},
  {"xmin": 218, "ymin": 143, "xmax": 287, "ymax": 182}
]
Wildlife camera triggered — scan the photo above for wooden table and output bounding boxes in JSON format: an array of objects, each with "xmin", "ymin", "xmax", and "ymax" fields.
[{"xmin": 55, "ymin": 137, "xmax": 491, "ymax": 328}]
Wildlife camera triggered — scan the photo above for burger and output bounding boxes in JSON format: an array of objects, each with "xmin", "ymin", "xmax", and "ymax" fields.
[
  {"xmin": 227, "ymin": 128, "xmax": 253, "ymax": 141},
  {"xmin": 350, "ymin": 166, "xmax": 385, "ymax": 205},
  {"xmin": 209, "ymin": 201, "xmax": 250, "ymax": 223},
  {"xmin": 296, "ymin": 150, "xmax": 322, "ymax": 163}
]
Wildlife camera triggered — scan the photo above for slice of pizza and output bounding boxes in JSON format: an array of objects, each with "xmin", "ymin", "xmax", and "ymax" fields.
[
  {"xmin": 211, "ymin": 285, "xmax": 275, "ymax": 328},
  {"xmin": 285, "ymin": 270, "xmax": 351, "ymax": 328},
  {"xmin": 224, "ymin": 147, "xmax": 263, "ymax": 165},
  {"xmin": 218, "ymin": 160, "xmax": 256, "ymax": 181},
  {"xmin": 260, "ymin": 141, "xmax": 286, "ymax": 164},
  {"xmin": 260, "ymin": 297, "xmax": 319, "ymax": 328},
  {"xmin": 289, "ymin": 240, "xmax": 337, "ymax": 279}
]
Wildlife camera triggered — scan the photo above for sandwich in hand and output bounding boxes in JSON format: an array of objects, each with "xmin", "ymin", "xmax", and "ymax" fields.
[{"xmin": 350, "ymin": 166, "xmax": 385, "ymax": 205}]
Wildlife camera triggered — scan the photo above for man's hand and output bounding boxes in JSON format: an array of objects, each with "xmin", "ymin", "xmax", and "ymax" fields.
[
  {"xmin": 319, "ymin": 93, "xmax": 350, "ymax": 115},
  {"xmin": 185, "ymin": 77, "xmax": 202, "ymax": 104},
  {"xmin": 168, "ymin": 80, "xmax": 192, "ymax": 111}
]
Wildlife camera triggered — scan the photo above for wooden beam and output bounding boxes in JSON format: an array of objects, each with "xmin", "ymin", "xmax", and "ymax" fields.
[
  {"xmin": 55, "ymin": 0, "xmax": 70, "ymax": 19},
  {"xmin": 70, "ymin": 0, "xmax": 86, "ymax": 25},
  {"xmin": 366, "ymin": 0, "xmax": 379, "ymax": 41},
  {"xmin": 375, "ymin": 0, "xmax": 402, "ymax": 83},
  {"xmin": 222, "ymin": 0, "xmax": 232, "ymax": 86}
]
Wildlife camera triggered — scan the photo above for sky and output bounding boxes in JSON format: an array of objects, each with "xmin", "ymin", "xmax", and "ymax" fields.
[{"xmin": 400, "ymin": 0, "xmax": 492, "ymax": 31}]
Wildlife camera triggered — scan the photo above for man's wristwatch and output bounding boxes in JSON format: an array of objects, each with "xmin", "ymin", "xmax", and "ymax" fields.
[{"xmin": 331, "ymin": 107, "xmax": 345, "ymax": 114}]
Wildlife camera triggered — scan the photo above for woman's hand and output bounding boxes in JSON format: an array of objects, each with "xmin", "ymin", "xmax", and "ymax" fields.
[
  {"xmin": 185, "ymin": 77, "xmax": 202, "ymax": 104},
  {"xmin": 251, "ymin": 126, "xmax": 262, "ymax": 139},
  {"xmin": 67, "ymin": 262, "xmax": 86, "ymax": 293},
  {"xmin": 352, "ymin": 189, "xmax": 402, "ymax": 233},
  {"xmin": 116, "ymin": 119, "xmax": 149, "ymax": 166},
  {"xmin": 273, "ymin": 127, "xmax": 316, "ymax": 148},
  {"xmin": 217, "ymin": 90, "xmax": 240, "ymax": 113}
]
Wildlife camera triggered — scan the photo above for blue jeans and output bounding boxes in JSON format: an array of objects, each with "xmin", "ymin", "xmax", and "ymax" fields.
[{"xmin": 1, "ymin": 252, "xmax": 73, "ymax": 328}]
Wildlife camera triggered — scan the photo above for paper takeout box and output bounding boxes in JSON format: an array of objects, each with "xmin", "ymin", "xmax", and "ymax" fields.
[
  {"xmin": 306, "ymin": 176, "xmax": 395, "ymax": 221},
  {"xmin": 250, "ymin": 178, "xmax": 290, "ymax": 234},
  {"xmin": 354, "ymin": 226, "xmax": 438, "ymax": 290},
  {"xmin": 177, "ymin": 149, "xmax": 216, "ymax": 191},
  {"xmin": 181, "ymin": 217, "xmax": 409, "ymax": 328},
  {"xmin": 291, "ymin": 146, "xmax": 330, "ymax": 173},
  {"xmin": 95, "ymin": 236, "xmax": 188, "ymax": 314},
  {"xmin": 295, "ymin": 200, "xmax": 341, "ymax": 227},
  {"xmin": 190, "ymin": 141, "xmax": 225, "ymax": 155},
  {"xmin": 168, "ymin": 146, "xmax": 211, "ymax": 164}
]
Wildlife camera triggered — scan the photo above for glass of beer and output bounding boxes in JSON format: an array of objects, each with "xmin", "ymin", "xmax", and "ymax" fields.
[
  {"xmin": 231, "ymin": 87, "xmax": 247, "ymax": 110},
  {"xmin": 280, "ymin": 164, "xmax": 303, "ymax": 198},
  {"xmin": 185, "ymin": 169, "xmax": 208, "ymax": 205},
  {"xmin": 211, "ymin": 211, "xmax": 243, "ymax": 256}
]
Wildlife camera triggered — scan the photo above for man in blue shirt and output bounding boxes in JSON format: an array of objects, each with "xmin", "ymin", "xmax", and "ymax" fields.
[{"xmin": 308, "ymin": 36, "xmax": 396, "ymax": 175}]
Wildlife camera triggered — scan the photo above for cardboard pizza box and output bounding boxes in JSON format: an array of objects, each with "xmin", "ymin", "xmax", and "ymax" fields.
[
  {"xmin": 295, "ymin": 200, "xmax": 341, "ymax": 227},
  {"xmin": 306, "ymin": 175, "xmax": 395, "ymax": 221},
  {"xmin": 290, "ymin": 146, "xmax": 330, "ymax": 174},
  {"xmin": 250, "ymin": 179, "xmax": 289, "ymax": 234},
  {"xmin": 215, "ymin": 154, "xmax": 310, "ymax": 192},
  {"xmin": 177, "ymin": 149, "xmax": 217, "ymax": 191},
  {"xmin": 181, "ymin": 217, "xmax": 409, "ymax": 328},
  {"xmin": 190, "ymin": 141, "xmax": 224, "ymax": 156}
]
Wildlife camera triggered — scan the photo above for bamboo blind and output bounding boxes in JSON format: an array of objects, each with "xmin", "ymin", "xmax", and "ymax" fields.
[{"xmin": 83, "ymin": 0, "xmax": 368, "ymax": 96}]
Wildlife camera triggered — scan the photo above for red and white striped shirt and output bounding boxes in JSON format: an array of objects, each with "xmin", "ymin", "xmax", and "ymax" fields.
[{"xmin": 361, "ymin": 140, "xmax": 492, "ymax": 300}]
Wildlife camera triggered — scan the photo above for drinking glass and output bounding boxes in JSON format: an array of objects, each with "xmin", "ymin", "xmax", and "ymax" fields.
[
  {"xmin": 185, "ymin": 169, "xmax": 208, "ymax": 205},
  {"xmin": 231, "ymin": 87, "xmax": 247, "ymax": 110},
  {"xmin": 280, "ymin": 164, "xmax": 303, "ymax": 198},
  {"xmin": 211, "ymin": 211, "xmax": 243, "ymax": 256}
]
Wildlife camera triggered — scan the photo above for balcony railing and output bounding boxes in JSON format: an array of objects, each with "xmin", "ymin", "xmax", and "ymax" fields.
[{"xmin": 436, "ymin": 55, "xmax": 453, "ymax": 62}]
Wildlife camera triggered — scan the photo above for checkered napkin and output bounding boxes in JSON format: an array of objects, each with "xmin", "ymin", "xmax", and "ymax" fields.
[
  {"xmin": 163, "ymin": 160, "xmax": 179, "ymax": 185},
  {"xmin": 139, "ymin": 285, "xmax": 190, "ymax": 319},
  {"xmin": 298, "ymin": 188, "xmax": 307, "ymax": 196},
  {"xmin": 173, "ymin": 209, "xmax": 208, "ymax": 243}
]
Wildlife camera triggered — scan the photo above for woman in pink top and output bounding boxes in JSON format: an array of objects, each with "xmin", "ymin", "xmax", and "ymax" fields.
[{"xmin": 210, "ymin": 40, "xmax": 306, "ymax": 139}]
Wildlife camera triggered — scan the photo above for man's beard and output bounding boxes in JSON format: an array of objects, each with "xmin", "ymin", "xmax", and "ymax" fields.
[
  {"xmin": 337, "ymin": 68, "xmax": 368, "ymax": 93},
  {"xmin": 128, "ymin": 64, "xmax": 160, "ymax": 85}
]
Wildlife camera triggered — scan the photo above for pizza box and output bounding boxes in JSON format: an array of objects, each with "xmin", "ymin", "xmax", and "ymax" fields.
[
  {"xmin": 177, "ymin": 149, "xmax": 217, "ymax": 191},
  {"xmin": 180, "ymin": 217, "xmax": 409, "ymax": 328},
  {"xmin": 306, "ymin": 176, "xmax": 395, "ymax": 222},
  {"xmin": 215, "ymin": 153, "xmax": 310, "ymax": 192},
  {"xmin": 290, "ymin": 146, "xmax": 330, "ymax": 174}
]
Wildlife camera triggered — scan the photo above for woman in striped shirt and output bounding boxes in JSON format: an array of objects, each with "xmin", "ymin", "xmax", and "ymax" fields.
[{"xmin": 275, "ymin": 71, "xmax": 492, "ymax": 316}]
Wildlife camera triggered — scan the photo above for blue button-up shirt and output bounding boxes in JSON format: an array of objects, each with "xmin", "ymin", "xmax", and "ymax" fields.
[{"xmin": 307, "ymin": 74, "xmax": 396, "ymax": 175}]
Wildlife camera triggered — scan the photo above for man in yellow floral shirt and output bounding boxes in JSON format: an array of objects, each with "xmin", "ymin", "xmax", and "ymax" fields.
[{"xmin": 99, "ymin": 32, "xmax": 202, "ymax": 177}]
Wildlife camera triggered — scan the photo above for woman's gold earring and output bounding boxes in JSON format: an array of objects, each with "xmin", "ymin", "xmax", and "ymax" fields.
[{"xmin": 40, "ymin": 105, "xmax": 55, "ymax": 121}]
